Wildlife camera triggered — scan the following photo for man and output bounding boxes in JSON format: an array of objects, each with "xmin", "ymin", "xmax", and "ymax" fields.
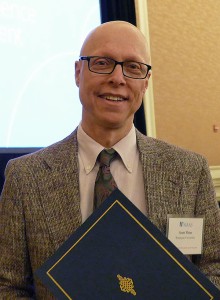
[{"xmin": 0, "ymin": 21, "xmax": 220, "ymax": 298}]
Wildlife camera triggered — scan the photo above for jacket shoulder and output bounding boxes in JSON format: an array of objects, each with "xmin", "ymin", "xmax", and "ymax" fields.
[
  {"xmin": 136, "ymin": 130, "xmax": 208, "ymax": 171},
  {"xmin": 5, "ymin": 129, "xmax": 78, "ymax": 173}
]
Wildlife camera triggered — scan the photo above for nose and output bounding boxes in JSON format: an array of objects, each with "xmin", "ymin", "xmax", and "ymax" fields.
[{"xmin": 108, "ymin": 64, "xmax": 126, "ymax": 85}]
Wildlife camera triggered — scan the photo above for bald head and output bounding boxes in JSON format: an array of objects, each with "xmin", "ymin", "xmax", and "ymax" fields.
[{"xmin": 80, "ymin": 21, "xmax": 150, "ymax": 64}]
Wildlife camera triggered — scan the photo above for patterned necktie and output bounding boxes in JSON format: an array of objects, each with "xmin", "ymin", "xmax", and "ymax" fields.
[{"xmin": 94, "ymin": 148, "xmax": 118, "ymax": 209}]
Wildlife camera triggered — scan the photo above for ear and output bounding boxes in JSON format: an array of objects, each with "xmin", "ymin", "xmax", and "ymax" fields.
[
  {"xmin": 75, "ymin": 61, "xmax": 81, "ymax": 87},
  {"xmin": 142, "ymin": 72, "xmax": 151, "ymax": 95}
]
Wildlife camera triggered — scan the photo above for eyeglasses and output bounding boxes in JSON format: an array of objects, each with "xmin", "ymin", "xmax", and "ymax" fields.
[{"xmin": 79, "ymin": 56, "xmax": 151, "ymax": 79}]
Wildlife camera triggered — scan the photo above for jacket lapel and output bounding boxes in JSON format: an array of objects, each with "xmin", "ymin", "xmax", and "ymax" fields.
[
  {"xmin": 136, "ymin": 130, "xmax": 183, "ymax": 233},
  {"xmin": 38, "ymin": 129, "xmax": 82, "ymax": 250}
]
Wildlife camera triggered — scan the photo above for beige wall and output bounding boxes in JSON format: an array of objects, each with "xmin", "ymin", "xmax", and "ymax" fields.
[
  {"xmin": 135, "ymin": 0, "xmax": 220, "ymax": 201},
  {"xmin": 137, "ymin": 0, "xmax": 220, "ymax": 166}
]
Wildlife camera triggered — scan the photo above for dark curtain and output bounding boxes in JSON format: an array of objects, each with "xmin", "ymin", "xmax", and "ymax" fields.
[
  {"xmin": 99, "ymin": 0, "xmax": 147, "ymax": 135},
  {"xmin": 0, "ymin": 153, "xmax": 29, "ymax": 193}
]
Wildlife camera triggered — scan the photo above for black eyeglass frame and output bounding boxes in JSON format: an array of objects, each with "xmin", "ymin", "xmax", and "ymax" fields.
[{"xmin": 79, "ymin": 56, "xmax": 151, "ymax": 79}]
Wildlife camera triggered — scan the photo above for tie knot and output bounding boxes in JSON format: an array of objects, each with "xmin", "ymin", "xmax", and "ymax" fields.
[{"xmin": 98, "ymin": 148, "xmax": 117, "ymax": 167}]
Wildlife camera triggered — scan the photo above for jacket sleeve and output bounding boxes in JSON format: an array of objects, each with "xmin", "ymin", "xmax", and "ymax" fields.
[
  {"xmin": 0, "ymin": 160, "xmax": 35, "ymax": 299},
  {"xmin": 194, "ymin": 158, "xmax": 220, "ymax": 290}
]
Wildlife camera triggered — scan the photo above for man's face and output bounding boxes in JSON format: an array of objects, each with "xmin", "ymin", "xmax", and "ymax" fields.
[{"xmin": 75, "ymin": 23, "xmax": 150, "ymax": 134}]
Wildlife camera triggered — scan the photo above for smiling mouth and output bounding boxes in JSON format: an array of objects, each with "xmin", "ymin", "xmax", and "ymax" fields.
[{"xmin": 100, "ymin": 95, "xmax": 127, "ymax": 102}]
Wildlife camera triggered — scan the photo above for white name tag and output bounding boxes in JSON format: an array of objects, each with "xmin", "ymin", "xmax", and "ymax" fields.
[{"xmin": 166, "ymin": 215, "xmax": 205, "ymax": 255}]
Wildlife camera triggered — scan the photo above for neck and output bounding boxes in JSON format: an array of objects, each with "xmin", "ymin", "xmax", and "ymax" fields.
[{"xmin": 81, "ymin": 122, "xmax": 133, "ymax": 148}]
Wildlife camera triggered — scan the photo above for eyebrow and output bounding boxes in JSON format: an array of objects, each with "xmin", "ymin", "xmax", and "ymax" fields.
[{"xmin": 93, "ymin": 54, "xmax": 146, "ymax": 63}]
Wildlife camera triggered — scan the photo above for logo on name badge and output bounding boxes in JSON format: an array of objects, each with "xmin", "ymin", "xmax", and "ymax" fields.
[{"xmin": 180, "ymin": 221, "xmax": 193, "ymax": 228}]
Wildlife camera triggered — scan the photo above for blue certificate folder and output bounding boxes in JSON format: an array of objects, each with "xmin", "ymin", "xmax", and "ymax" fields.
[{"xmin": 36, "ymin": 189, "xmax": 220, "ymax": 299}]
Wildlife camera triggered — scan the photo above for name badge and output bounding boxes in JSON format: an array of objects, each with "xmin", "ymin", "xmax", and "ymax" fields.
[{"xmin": 166, "ymin": 215, "xmax": 205, "ymax": 255}]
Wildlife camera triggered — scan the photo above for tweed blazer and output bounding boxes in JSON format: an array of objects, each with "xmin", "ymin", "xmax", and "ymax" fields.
[{"xmin": 0, "ymin": 128, "xmax": 220, "ymax": 298}]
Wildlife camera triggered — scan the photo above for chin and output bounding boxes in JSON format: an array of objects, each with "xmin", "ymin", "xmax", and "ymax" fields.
[{"xmin": 101, "ymin": 118, "xmax": 130, "ymax": 130}]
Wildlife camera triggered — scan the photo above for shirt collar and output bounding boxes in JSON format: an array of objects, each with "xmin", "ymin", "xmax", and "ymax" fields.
[
  {"xmin": 77, "ymin": 124, "xmax": 103, "ymax": 174},
  {"xmin": 112, "ymin": 126, "xmax": 137, "ymax": 173},
  {"xmin": 77, "ymin": 124, "xmax": 137, "ymax": 174}
]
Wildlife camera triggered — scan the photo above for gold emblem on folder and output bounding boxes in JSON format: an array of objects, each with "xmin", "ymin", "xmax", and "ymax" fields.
[{"xmin": 117, "ymin": 274, "xmax": 136, "ymax": 296}]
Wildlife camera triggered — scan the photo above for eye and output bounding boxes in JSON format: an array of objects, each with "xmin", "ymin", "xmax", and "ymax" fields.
[
  {"xmin": 125, "ymin": 62, "xmax": 141, "ymax": 70},
  {"xmin": 92, "ymin": 57, "xmax": 110, "ymax": 66}
]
